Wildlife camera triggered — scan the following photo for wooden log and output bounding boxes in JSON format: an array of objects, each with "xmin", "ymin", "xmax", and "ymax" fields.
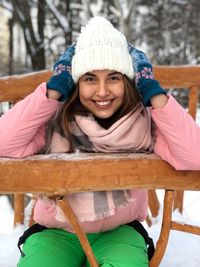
[{"xmin": 0, "ymin": 153, "xmax": 200, "ymax": 195}]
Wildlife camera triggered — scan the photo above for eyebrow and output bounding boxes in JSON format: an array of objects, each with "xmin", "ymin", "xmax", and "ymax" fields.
[
  {"xmin": 108, "ymin": 72, "xmax": 122, "ymax": 76},
  {"xmin": 84, "ymin": 71, "xmax": 122, "ymax": 77},
  {"xmin": 84, "ymin": 73, "xmax": 96, "ymax": 77}
]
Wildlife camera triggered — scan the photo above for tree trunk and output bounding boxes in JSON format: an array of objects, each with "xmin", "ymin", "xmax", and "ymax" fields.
[
  {"xmin": 11, "ymin": 0, "xmax": 46, "ymax": 70},
  {"xmin": 8, "ymin": 16, "xmax": 14, "ymax": 75}
]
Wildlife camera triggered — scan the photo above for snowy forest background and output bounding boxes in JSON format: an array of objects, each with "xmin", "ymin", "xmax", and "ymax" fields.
[{"xmin": 0, "ymin": 0, "xmax": 200, "ymax": 76}]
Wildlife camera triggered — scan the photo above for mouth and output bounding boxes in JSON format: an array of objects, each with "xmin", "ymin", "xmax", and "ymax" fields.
[
  {"xmin": 92, "ymin": 100, "xmax": 113, "ymax": 109},
  {"xmin": 95, "ymin": 100, "xmax": 112, "ymax": 106}
]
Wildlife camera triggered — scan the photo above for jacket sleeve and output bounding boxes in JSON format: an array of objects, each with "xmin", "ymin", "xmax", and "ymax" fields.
[
  {"xmin": 0, "ymin": 82, "xmax": 60, "ymax": 158},
  {"xmin": 151, "ymin": 95, "xmax": 200, "ymax": 170}
]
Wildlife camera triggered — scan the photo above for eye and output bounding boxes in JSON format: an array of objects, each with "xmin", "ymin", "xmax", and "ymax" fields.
[
  {"xmin": 108, "ymin": 74, "xmax": 122, "ymax": 81},
  {"xmin": 84, "ymin": 76, "xmax": 96, "ymax": 82}
]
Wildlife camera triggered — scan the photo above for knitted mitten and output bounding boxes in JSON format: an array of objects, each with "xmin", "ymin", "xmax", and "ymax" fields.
[
  {"xmin": 129, "ymin": 44, "xmax": 166, "ymax": 106},
  {"xmin": 47, "ymin": 44, "xmax": 75, "ymax": 102}
]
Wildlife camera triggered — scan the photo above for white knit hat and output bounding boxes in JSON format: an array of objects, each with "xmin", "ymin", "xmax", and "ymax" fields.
[{"xmin": 72, "ymin": 16, "xmax": 134, "ymax": 83}]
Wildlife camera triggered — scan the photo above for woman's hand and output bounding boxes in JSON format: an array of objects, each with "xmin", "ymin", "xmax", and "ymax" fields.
[
  {"xmin": 128, "ymin": 44, "xmax": 166, "ymax": 107},
  {"xmin": 47, "ymin": 44, "xmax": 75, "ymax": 102},
  {"xmin": 46, "ymin": 89, "xmax": 62, "ymax": 100},
  {"xmin": 150, "ymin": 94, "xmax": 168, "ymax": 109}
]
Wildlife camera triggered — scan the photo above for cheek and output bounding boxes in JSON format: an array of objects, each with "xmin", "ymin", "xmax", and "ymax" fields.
[
  {"xmin": 79, "ymin": 84, "xmax": 92, "ymax": 99},
  {"xmin": 79, "ymin": 88, "xmax": 94, "ymax": 108},
  {"xmin": 79, "ymin": 90, "xmax": 90, "ymax": 103},
  {"xmin": 115, "ymin": 84, "xmax": 125, "ymax": 99}
]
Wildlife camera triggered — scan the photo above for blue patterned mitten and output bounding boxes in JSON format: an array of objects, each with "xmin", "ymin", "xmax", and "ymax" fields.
[
  {"xmin": 47, "ymin": 44, "xmax": 75, "ymax": 102},
  {"xmin": 128, "ymin": 44, "xmax": 166, "ymax": 106}
]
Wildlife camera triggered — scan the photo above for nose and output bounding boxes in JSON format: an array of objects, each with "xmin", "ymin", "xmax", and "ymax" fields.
[{"xmin": 96, "ymin": 81, "xmax": 109, "ymax": 98}]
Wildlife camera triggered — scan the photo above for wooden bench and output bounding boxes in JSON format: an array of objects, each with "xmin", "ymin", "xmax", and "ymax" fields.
[{"xmin": 0, "ymin": 66, "xmax": 200, "ymax": 267}]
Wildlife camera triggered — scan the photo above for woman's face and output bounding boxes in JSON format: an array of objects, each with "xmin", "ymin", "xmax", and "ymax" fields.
[{"xmin": 78, "ymin": 70, "xmax": 125, "ymax": 119}]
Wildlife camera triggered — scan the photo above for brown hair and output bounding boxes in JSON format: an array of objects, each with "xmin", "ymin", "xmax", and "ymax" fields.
[{"xmin": 58, "ymin": 75, "xmax": 141, "ymax": 152}]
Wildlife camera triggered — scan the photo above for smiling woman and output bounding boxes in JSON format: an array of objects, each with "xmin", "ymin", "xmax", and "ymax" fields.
[
  {"xmin": 0, "ymin": 16, "xmax": 200, "ymax": 267},
  {"xmin": 59, "ymin": 70, "xmax": 141, "ymax": 133},
  {"xmin": 78, "ymin": 70, "xmax": 125, "ymax": 119}
]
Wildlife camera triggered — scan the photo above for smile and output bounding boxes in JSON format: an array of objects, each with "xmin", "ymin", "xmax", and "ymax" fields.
[{"xmin": 95, "ymin": 100, "xmax": 111, "ymax": 106}]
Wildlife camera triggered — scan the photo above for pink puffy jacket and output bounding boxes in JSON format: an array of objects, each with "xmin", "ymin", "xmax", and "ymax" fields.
[{"xmin": 0, "ymin": 83, "xmax": 199, "ymax": 233}]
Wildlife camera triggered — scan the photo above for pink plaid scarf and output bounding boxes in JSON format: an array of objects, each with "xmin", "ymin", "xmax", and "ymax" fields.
[{"xmin": 46, "ymin": 104, "xmax": 153, "ymax": 222}]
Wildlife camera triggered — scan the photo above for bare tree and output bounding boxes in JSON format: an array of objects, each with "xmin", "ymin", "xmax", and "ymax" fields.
[
  {"xmin": 45, "ymin": 0, "xmax": 72, "ymax": 44},
  {"xmin": 1, "ymin": 0, "xmax": 200, "ymax": 73},
  {"xmin": 111, "ymin": 0, "xmax": 137, "ymax": 41},
  {"xmin": 9, "ymin": 0, "xmax": 46, "ymax": 70}
]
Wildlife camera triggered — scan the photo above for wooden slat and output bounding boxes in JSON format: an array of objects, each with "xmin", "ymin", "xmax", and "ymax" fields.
[
  {"xmin": 1, "ymin": 66, "xmax": 200, "ymax": 102},
  {"xmin": 0, "ymin": 70, "xmax": 52, "ymax": 102},
  {"xmin": 188, "ymin": 86, "xmax": 199, "ymax": 119},
  {"xmin": 173, "ymin": 191, "xmax": 184, "ymax": 212},
  {"xmin": 148, "ymin": 189, "xmax": 160, "ymax": 217},
  {"xmin": 150, "ymin": 190, "xmax": 175, "ymax": 267},
  {"xmin": 13, "ymin": 194, "xmax": 24, "ymax": 225},
  {"xmin": 154, "ymin": 65, "xmax": 200, "ymax": 88},
  {"xmin": 171, "ymin": 221, "xmax": 200, "ymax": 235},
  {"xmin": 58, "ymin": 198, "xmax": 99, "ymax": 267},
  {"xmin": 0, "ymin": 153, "xmax": 200, "ymax": 195}
]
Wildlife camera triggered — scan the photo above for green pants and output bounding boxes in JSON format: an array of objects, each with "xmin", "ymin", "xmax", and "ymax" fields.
[{"xmin": 18, "ymin": 225, "xmax": 148, "ymax": 267}]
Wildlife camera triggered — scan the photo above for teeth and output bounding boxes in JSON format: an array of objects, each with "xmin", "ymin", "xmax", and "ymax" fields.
[{"xmin": 96, "ymin": 101, "xmax": 111, "ymax": 106}]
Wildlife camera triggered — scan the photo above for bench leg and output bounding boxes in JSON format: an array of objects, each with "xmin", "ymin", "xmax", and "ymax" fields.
[
  {"xmin": 149, "ymin": 190, "xmax": 174, "ymax": 267},
  {"xmin": 148, "ymin": 189, "xmax": 160, "ymax": 218},
  {"xmin": 57, "ymin": 198, "xmax": 99, "ymax": 267},
  {"xmin": 147, "ymin": 189, "xmax": 160, "ymax": 226},
  {"xmin": 173, "ymin": 190, "xmax": 184, "ymax": 213},
  {"xmin": 14, "ymin": 194, "xmax": 24, "ymax": 225}
]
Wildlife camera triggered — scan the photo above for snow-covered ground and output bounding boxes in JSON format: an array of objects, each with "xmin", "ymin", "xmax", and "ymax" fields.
[{"xmin": 0, "ymin": 110, "xmax": 200, "ymax": 266}]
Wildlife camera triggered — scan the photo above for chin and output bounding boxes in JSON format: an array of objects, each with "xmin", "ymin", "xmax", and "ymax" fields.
[{"xmin": 94, "ymin": 113, "xmax": 114, "ymax": 119}]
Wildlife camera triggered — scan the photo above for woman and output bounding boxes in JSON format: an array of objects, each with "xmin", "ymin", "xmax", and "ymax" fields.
[{"xmin": 0, "ymin": 16, "xmax": 199, "ymax": 267}]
